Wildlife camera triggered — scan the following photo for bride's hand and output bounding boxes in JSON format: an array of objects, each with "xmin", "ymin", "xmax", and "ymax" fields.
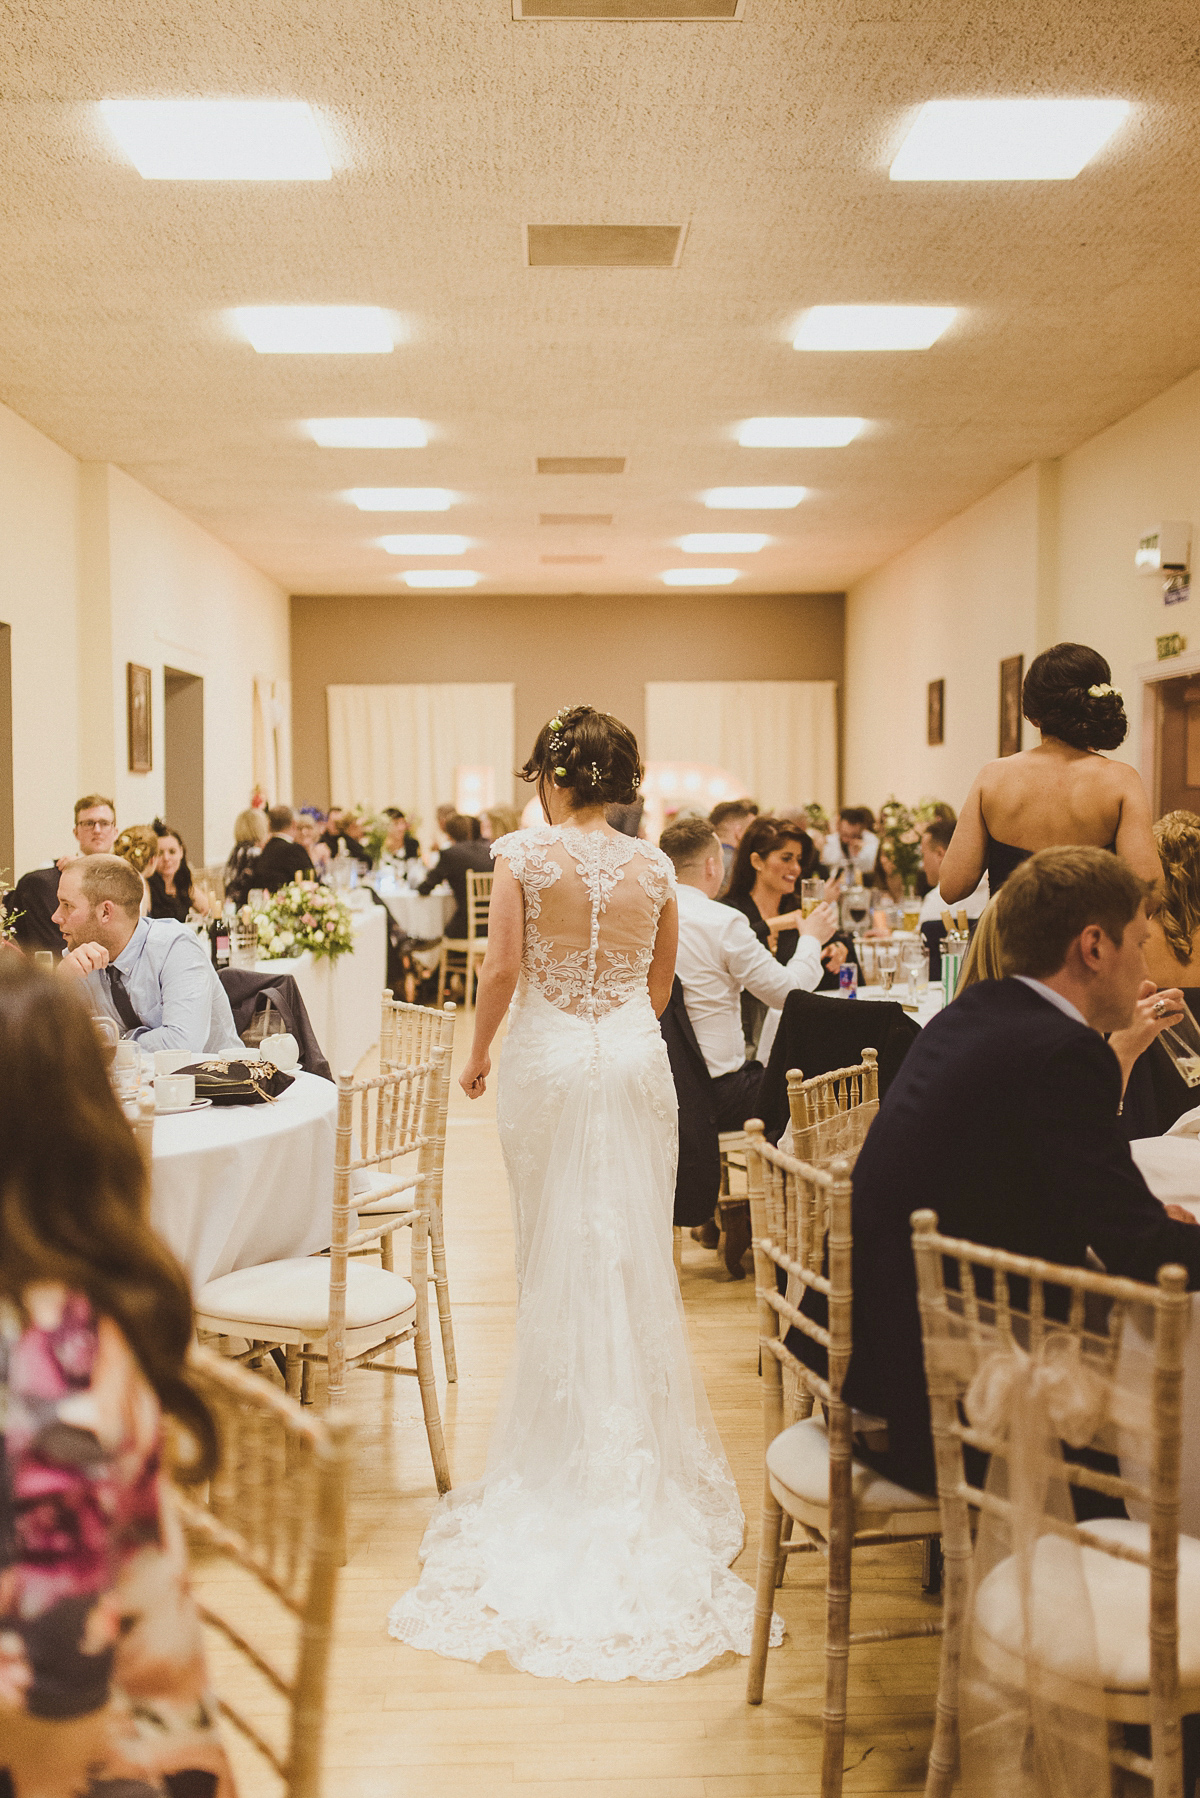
[{"xmin": 460, "ymin": 1051, "xmax": 491, "ymax": 1099}]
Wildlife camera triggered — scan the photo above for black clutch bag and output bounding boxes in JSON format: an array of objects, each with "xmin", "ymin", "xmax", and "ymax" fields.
[{"xmin": 177, "ymin": 1059, "xmax": 295, "ymax": 1106}]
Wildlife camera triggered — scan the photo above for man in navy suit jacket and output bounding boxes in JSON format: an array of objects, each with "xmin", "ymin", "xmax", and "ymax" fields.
[{"xmin": 825, "ymin": 845, "xmax": 1200, "ymax": 1495}]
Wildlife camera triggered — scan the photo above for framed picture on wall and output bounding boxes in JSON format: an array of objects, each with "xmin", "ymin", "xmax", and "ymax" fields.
[
  {"xmin": 127, "ymin": 663, "xmax": 152, "ymax": 772},
  {"xmin": 999, "ymin": 655, "xmax": 1024, "ymax": 758},
  {"xmin": 927, "ymin": 679, "xmax": 944, "ymax": 746}
]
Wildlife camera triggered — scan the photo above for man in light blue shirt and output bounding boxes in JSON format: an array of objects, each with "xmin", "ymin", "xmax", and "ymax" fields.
[{"xmin": 54, "ymin": 854, "xmax": 241, "ymax": 1055}]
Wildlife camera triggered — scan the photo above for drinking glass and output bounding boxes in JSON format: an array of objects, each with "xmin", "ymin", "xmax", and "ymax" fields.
[
  {"xmin": 230, "ymin": 917, "xmax": 259, "ymax": 970},
  {"xmin": 843, "ymin": 887, "xmax": 870, "ymax": 933},
  {"xmin": 876, "ymin": 945, "xmax": 899, "ymax": 992},
  {"xmin": 800, "ymin": 877, "xmax": 824, "ymax": 918},
  {"xmin": 92, "ymin": 1014, "xmax": 120, "ymax": 1068},
  {"xmin": 901, "ymin": 892, "xmax": 922, "ymax": 933},
  {"xmin": 1160, "ymin": 1005, "xmax": 1200, "ymax": 1089},
  {"xmin": 900, "ymin": 941, "xmax": 929, "ymax": 998},
  {"xmin": 34, "ymin": 950, "xmax": 56, "ymax": 972},
  {"xmin": 113, "ymin": 1040, "xmax": 141, "ymax": 1105}
]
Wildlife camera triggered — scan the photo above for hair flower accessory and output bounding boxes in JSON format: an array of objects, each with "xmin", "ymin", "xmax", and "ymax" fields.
[
  {"xmin": 554, "ymin": 766, "xmax": 567, "ymax": 777},
  {"xmin": 1088, "ymin": 683, "xmax": 1120, "ymax": 699}
]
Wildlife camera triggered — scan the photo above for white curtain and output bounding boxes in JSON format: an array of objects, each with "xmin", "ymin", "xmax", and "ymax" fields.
[
  {"xmin": 252, "ymin": 676, "xmax": 292, "ymax": 806},
  {"xmin": 326, "ymin": 683, "xmax": 515, "ymax": 838},
  {"xmin": 644, "ymin": 681, "xmax": 838, "ymax": 817}
]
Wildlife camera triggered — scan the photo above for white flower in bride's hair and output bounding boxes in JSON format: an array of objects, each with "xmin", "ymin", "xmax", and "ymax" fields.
[{"xmin": 1088, "ymin": 683, "xmax": 1120, "ymax": 699}]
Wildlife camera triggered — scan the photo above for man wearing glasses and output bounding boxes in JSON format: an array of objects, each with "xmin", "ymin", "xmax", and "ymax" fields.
[{"xmin": 4, "ymin": 795, "xmax": 118, "ymax": 955}]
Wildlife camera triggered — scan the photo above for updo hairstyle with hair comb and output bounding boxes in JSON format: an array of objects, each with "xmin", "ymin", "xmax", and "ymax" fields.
[
  {"xmin": 519, "ymin": 704, "xmax": 643, "ymax": 809},
  {"xmin": 1154, "ymin": 810, "xmax": 1200, "ymax": 968},
  {"xmin": 1021, "ymin": 642, "xmax": 1128, "ymax": 752}
]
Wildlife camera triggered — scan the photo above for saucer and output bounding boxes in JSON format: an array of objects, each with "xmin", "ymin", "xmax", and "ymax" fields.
[{"xmin": 154, "ymin": 1097, "xmax": 213, "ymax": 1116}]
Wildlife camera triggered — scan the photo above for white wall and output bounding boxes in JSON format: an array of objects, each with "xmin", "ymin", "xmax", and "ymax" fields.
[
  {"xmin": 844, "ymin": 365, "xmax": 1200, "ymax": 814},
  {"xmin": 0, "ymin": 405, "xmax": 81, "ymax": 871},
  {"xmin": 0, "ymin": 398, "xmax": 289, "ymax": 874}
]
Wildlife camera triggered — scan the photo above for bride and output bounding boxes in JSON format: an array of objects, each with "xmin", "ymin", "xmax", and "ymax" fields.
[{"xmin": 388, "ymin": 705, "xmax": 781, "ymax": 1681}]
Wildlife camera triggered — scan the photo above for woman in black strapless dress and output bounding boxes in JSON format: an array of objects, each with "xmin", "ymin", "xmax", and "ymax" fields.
[{"xmin": 939, "ymin": 642, "xmax": 1161, "ymax": 904}]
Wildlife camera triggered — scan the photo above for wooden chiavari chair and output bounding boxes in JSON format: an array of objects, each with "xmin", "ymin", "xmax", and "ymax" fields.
[
  {"xmin": 911, "ymin": 1211, "xmax": 1198, "ymax": 1798},
  {"xmin": 436, "ymin": 869, "xmax": 491, "ymax": 1009},
  {"xmin": 354, "ymin": 992, "xmax": 458, "ymax": 1381},
  {"xmin": 784, "ymin": 1046, "xmax": 879, "ymax": 1164},
  {"xmin": 193, "ymin": 1050, "xmax": 451, "ymax": 1494},
  {"xmin": 176, "ymin": 1345, "xmax": 352, "ymax": 1798},
  {"xmin": 744, "ymin": 1122, "xmax": 942, "ymax": 1798}
]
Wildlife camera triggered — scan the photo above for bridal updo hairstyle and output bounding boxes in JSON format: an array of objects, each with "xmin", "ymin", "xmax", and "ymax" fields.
[
  {"xmin": 1021, "ymin": 642, "xmax": 1128, "ymax": 752},
  {"xmin": 520, "ymin": 704, "xmax": 643, "ymax": 808}
]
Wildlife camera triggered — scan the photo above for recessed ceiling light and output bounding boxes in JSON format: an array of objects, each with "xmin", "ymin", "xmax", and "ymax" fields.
[
  {"xmin": 704, "ymin": 488, "xmax": 806, "ymax": 510},
  {"xmin": 308, "ymin": 418, "xmax": 426, "ymax": 448},
  {"xmin": 403, "ymin": 570, "xmax": 480, "ymax": 588},
  {"xmin": 738, "ymin": 417, "xmax": 864, "ymax": 448},
  {"xmin": 679, "ymin": 533, "xmax": 768, "ymax": 553},
  {"xmin": 98, "ymin": 99, "xmax": 333, "ymax": 180},
  {"xmin": 378, "ymin": 534, "xmax": 469, "ymax": 554},
  {"xmin": 349, "ymin": 489, "xmax": 454, "ymax": 512},
  {"xmin": 233, "ymin": 307, "xmax": 393, "ymax": 354},
  {"xmin": 889, "ymin": 98, "xmax": 1130, "ymax": 182},
  {"xmin": 661, "ymin": 568, "xmax": 740, "ymax": 586},
  {"xmin": 793, "ymin": 306, "xmax": 955, "ymax": 351}
]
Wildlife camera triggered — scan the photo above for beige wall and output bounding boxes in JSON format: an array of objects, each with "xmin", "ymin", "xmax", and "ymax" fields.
[
  {"xmin": 0, "ymin": 397, "xmax": 290, "ymax": 874},
  {"xmin": 291, "ymin": 591, "xmax": 844, "ymax": 808},
  {"xmin": 845, "ymin": 362, "xmax": 1200, "ymax": 815}
]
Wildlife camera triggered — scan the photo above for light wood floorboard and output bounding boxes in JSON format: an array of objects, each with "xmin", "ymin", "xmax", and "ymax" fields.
[{"xmin": 194, "ymin": 1019, "xmax": 940, "ymax": 1795}]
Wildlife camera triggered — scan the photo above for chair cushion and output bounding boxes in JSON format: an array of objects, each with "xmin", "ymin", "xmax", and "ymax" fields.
[
  {"xmin": 973, "ymin": 1519, "xmax": 1200, "ymax": 1692},
  {"xmin": 353, "ymin": 1169, "xmax": 418, "ymax": 1215},
  {"xmin": 766, "ymin": 1414, "xmax": 939, "ymax": 1529},
  {"xmin": 196, "ymin": 1259, "xmax": 416, "ymax": 1334}
]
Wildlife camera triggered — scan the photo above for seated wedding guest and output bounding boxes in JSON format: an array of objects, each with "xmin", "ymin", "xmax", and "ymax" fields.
[
  {"xmin": 724, "ymin": 815, "xmax": 848, "ymax": 1049},
  {"xmin": 293, "ymin": 809, "xmax": 331, "ymax": 875},
  {"xmin": 334, "ymin": 809, "xmax": 373, "ymax": 864},
  {"xmin": 5, "ymin": 793, "xmax": 118, "ymax": 954},
  {"xmin": 384, "ymin": 805, "xmax": 423, "ymax": 858},
  {"xmin": 816, "ymin": 846, "xmax": 1200, "ymax": 1496},
  {"xmin": 0, "ymin": 956, "xmax": 235, "ymax": 1798},
  {"xmin": 148, "ymin": 819, "xmax": 208, "ymax": 921},
  {"xmin": 954, "ymin": 899, "xmax": 1006, "ymax": 990},
  {"xmin": 918, "ymin": 815, "xmax": 989, "ymax": 975},
  {"xmin": 433, "ymin": 802, "xmax": 457, "ymax": 849},
  {"xmin": 940, "ymin": 640, "xmax": 1161, "ymax": 903},
  {"xmin": 54, "ymin": 855, "xmax": 242, "ymax": 1054},
  {"xmin": 1117, "ymin": 810, "xmax": 1200, "ymax": 1136},
  {"xmin": 419, "ymin": 811, "xmax": 494, "ymax": 939},
  {"xmin": 224, "ymin": 805, "xmax": 268, "ymax": 906},
  {"xmin": 664, "ymin": 817, "xmax": 837, "ymax": 1130},
  {"xmin": 821, "ymin": 806, "xmax": 879, "ymax": 882},
  {"xmin": 319, "ymin": 804, "xmax": 345, "ymax": 856},
  {"xmin": 481, "ymin": 805, "xmax": 521, "ymax": 843},
  {"xmin": 710, "ymin": 798, "xmax": 759, "ymax": 893},
  {"xmin": 253, "ymin": 804, "xmax": 315, "ymax": 894}
]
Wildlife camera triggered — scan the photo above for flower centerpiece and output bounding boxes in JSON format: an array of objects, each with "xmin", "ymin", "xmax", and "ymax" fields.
[
  {"xmin": 876, "ymin": 796, "xmax": 923, "ymax": 891},
  {"xmin": 252, "ymin": 881, "xmax": 355, "ymax": 963},
  {"xmin": 0, "ymin": 872, "xmax": 20, "ymax": 944}
]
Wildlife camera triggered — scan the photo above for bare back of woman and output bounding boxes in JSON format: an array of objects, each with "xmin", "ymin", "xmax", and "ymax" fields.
[{"xmin": 940, "ymin": 643, "xmax": 1161, "ymax": 902}]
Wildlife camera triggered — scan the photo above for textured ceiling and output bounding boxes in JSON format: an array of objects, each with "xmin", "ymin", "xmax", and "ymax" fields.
[{"xmin": 2, "ymin": 0, "xmax": 1200, "ymax": 596}]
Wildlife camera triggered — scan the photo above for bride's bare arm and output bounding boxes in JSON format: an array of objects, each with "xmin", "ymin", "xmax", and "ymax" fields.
[
  {"xmin": 647, "ymin": 897, "xmax": 678, "ymax": 1018},
  {"xmin": 460, "ymin": 863, "xmax": 524, "ymax": 1099}
]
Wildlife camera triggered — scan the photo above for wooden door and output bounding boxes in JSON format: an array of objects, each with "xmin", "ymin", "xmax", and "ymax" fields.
[{"xmin": 1156, "ymin": 674, "xmax": 1200, "ymax": 819}]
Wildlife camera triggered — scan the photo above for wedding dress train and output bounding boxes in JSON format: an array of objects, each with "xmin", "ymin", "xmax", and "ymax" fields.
[{"xmin": 387, "ymin": 823, "xmax": 781, "ymax": 1681}]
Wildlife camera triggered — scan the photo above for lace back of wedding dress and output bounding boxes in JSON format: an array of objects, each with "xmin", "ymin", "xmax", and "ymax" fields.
[{"xmin": 387, "ymin": 822, "xmax": 783, "ymax": 1683}]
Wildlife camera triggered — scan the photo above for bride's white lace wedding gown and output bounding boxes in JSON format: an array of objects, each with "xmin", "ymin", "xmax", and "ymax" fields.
[{"xmin": 387, "ymin": 822, "xmax": 781, "ymax": 1681}]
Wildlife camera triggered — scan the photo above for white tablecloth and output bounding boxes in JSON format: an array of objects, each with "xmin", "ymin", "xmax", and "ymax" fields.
[
  {"xmin": 259, "ymin": 903, "xmax": 387, "ymax": 1076},
  {"xmin": 377, "ymin": 886, "xmax": 455, "ymax": 940},
  {"xmin": 150, "ymin": 1071, "xmax": 336, "ymax": 1290}
]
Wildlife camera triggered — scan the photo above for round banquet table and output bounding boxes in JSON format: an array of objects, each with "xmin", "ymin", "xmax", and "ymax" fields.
[
  {"xmin": 376, "ymin": 885, "xmax": 455, "ymax": 939},
  {"xmin": 149, "ymin": 1071, "xmax": 337, "ymax": 1292}
]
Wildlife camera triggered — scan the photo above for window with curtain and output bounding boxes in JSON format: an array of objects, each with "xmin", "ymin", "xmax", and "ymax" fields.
[
  {"xmin": 325, "ymin": 683, "xmax": 515, "ymax": 839},
  {"xmin": 644, "ymin": 681, "xmax": 838, "ymax": 818}
]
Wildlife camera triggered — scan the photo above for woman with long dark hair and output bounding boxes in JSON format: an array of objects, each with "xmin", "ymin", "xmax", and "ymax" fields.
[
  {"xmin": 0, "ymin": 957, "xmax": 232, "ymax": 1795},
  {"xmin": 940, "ymin": 641, "xmax": 1161, "ymax": 902},
  {"xmin": 148, "ymin": 818, "xmax": 207, "ymax": 919}
]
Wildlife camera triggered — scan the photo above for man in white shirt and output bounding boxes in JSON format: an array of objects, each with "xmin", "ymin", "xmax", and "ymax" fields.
[
  {"xmin": 821, "ymin": 807, "xmax": 880, "ymax": 881},
  {"xmin": 917, "ymin": 817, "xmax": 989, "ymax": 975},
  {"xmin": 53, "ymin": 854, "xmax": 242, "ymax": 1055},
  {"xmin": 660, "ymin": 817, "xmax": 838, "ymax": 1130}
]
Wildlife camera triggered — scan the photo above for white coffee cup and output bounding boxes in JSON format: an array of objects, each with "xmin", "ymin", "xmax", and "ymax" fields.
[
  {"xmin": 154, "ymin": 1049, "xmax": 194, "ymax": 1076},
  {"xmin": 154, "ymin": 1073, "xmax": 195, "ymax": 1112},
  {"xmin": 263, "ymin": 1032, "xmax": 299, "ymax": 1072}
]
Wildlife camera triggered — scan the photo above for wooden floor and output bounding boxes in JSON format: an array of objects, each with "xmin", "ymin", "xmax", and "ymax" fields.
[{"xmin": 197, "ymin": 1020, "xmax": 942, "ymax": 1797}]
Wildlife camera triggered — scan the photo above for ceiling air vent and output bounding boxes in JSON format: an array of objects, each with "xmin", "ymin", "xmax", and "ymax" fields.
[
  {"xmin": 515, "ymin": 0, "xmax": 743, "ymax": 17},
  {"xmin": 539, "ymin": 513, "xmax": 613, "ymax": 526},
  {"xmin": 542, "ymin": 554, "xmax": 604, "ymax": 565},
  {"xmin": 537, "ymin": 457, "xmax": 625, "ymax": 475},
  {"xmin": 526, "ymin": 225, "xmax": 684, "ymax": 268}
]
